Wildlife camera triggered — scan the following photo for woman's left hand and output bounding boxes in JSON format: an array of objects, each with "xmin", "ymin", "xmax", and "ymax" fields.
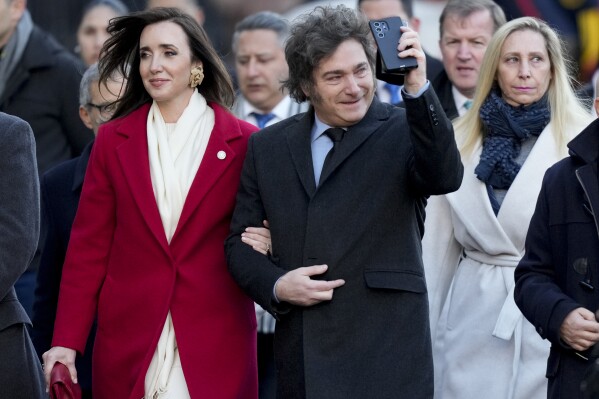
[{"xmin": 241, "ymin": 220, "xmax": 272, "ymax": 256}]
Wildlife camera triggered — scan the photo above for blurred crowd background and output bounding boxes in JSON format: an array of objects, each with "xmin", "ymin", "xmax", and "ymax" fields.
[{"xmin": 26, "ymin": 0, "xmax": 599, "ymax": 85}]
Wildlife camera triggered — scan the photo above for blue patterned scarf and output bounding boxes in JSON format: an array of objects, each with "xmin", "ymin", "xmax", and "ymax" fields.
[{"xmin": 475, "ymin": 89, "xmax": 550, "ymax": 189}]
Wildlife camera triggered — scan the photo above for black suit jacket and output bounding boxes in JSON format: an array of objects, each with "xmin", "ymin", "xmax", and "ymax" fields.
[
  {"xmin": 32, "ymin": 142, "xmax": 94, "ymax": 394},
  {"xmin": 226, "ymin": 90, "xmax": 463, "ymax": 399},
  {"xmin": 515, "ymin": 119, "xmax": 599, "ymax": 399},
  {"xmin": 432, "ymin": 69, "xmax": 459, "ymax": 121}
]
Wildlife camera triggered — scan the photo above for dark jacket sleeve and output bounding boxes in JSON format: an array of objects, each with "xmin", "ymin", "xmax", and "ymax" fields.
[
  {"xmin": 514, "ymin": 171, "xmax": 580, "ymax": 345},
  {"xmin": 0, "ymin": 115, "xmax": 40, "ymax": 299},
  {"xmin": 403, "ymin": 86, "xmax": 463, "ymax": 196},
  {"xmin": 225, "ymin": 135, "xmax": 288, "ymax": 315},
  {"xmin": 31, "ymin": 173, "xmax": 65, "ymax": 357}
]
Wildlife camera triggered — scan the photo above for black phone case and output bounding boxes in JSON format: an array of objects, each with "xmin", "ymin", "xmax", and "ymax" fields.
[{"xmin": 369, "ymin": 17, "xmax": 418, "ymax": 74}]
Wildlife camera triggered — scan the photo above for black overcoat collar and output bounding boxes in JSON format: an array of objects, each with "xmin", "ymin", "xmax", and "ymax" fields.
[{"xmin": 285, "ymin": 98, "xmax": 392, "ymax": 197}]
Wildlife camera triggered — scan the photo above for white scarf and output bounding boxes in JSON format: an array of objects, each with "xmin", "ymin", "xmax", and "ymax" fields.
[
  {"xmin": 144, "ymin": 91, "xmax": 214, "ymax": 398},
  {"xmin": 147, "ymin": 91, "xmax": 214, "ymax": 243}
]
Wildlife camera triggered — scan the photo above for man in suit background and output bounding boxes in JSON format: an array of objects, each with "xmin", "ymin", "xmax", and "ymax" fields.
[
  {"xmin": 433, "ymin": 0, "xmax": 506, "ymax": 120},
  {"xmin": 226, "ymin": 5, "xmax": 463, "ymax": 399},
  {"xmin": 0, "ymin": 112, "xmax": 45, "ymax": 398},
  {"xmin": 357, "ymin": 0, "xmax": 444, "ymax": 106},
  {"xmin": 0, "ymin": 0, "xmax": 94, "ymax": 317},
  {"xmin": 231, "ymin": 11, "xmax": 308, "ymax": 130},
  {"xmin": 32, "ymin": 63, "xmax": 124, "ymax": 399}
]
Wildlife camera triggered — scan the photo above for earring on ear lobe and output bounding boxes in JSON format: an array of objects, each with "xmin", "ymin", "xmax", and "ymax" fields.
[{"xmin": 190, "ymin": 65, "xmax": 204, "ymax": 88}]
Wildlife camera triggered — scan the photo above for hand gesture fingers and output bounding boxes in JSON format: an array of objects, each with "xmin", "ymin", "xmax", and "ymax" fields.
[
  {"xmin": 275, "ymin": 265, "xmax": 345, "ymax": 306},
  {"xmin": 397, "ymin": 27, "xmax": 423, "ymax": 53}
]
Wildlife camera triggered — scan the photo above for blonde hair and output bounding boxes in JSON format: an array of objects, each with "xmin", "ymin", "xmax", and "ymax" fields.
[{"xmin": 457, "ymin": 17, "xmax": 589, "ymax": 156}]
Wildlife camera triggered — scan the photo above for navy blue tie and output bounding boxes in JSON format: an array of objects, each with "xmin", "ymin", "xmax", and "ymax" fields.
[
  {"xmin": 384, "ymin": 83, "xmax": 402, "ymax": 105},
  {"xmin": 251, "ymin": 112, "xmax": 276, "ymax": 129}
]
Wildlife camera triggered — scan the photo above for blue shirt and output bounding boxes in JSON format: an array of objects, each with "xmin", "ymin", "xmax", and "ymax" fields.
[{"xmin": 310, "ymin": 115, "xmax": 337, "ymax": 185}]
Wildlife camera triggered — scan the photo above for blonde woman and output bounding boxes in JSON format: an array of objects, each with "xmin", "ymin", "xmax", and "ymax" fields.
[{"xmin": 424, "ymin": 17, "xmax": 593, "ymax": 399}]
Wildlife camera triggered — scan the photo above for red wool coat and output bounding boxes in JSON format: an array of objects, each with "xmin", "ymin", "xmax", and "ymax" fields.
[{"xmin": 52, "ymin": 102, "xmax": 258, "ymax": 399}]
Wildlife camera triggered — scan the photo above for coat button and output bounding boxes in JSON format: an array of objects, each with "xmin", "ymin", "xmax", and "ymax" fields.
[{"xmin": 217, "ymin": 150, "xmax": 226, "ymax": 160}]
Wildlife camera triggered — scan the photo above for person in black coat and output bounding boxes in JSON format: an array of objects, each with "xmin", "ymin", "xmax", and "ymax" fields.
[
  {"xmin": 32, "ymin": 64, "xmax": 124, "ymax": 399},
  {"xmin": 0, "ymin": 112, "xmax": 45, "ymax": 399},
  {"xmin": 0, "ymin": 5, "xmax": 93, "ymax": 176},
  {"xmin": 515, "ymin": 83, "xmax": 599, "ymax": 399},
  {"xmin": 0, "ymin": 1, "xmax": 94, "ymax": 317},
  {"xmin": 225, "ymin": 5, "xmax": 463, "ymax": 399}
]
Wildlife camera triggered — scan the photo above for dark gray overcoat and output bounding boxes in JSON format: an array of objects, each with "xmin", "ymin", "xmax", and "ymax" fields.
[
  {"xmin": 226, "ymin": 91, "xmax": 463, "ymax": 399},
  {"xmin": 0, "ymin": 112, "xmax": 45, "ymax": 398}
]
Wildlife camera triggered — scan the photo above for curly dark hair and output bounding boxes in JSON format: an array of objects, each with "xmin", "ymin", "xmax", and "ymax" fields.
[
  {"xmin": 283, "ymin": 5, "xmax": 376, "ymax": 103},
  {"xmin": 98, "ymin": 7, "xmax": 234, "ymax": 119}
]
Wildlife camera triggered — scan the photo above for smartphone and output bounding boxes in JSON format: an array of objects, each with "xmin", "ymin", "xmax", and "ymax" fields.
[{"xmin": 369, "ymin": 17, "xmax": 418, "ymax": 75}]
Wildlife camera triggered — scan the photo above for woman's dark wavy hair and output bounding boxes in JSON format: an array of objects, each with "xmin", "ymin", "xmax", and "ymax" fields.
[
  {"xmin": 98, "ymin": 7, "xmax": 234, "ymax": 119},
  {"xmin": 283, "ymin": 5, "xmax": 375, "ymax": 103}
]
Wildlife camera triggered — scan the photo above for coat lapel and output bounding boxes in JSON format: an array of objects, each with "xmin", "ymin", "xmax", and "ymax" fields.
[
  {"xmin": 317, "ymin": 99, "xmax": 389, "ymax": 187},
  {"xmin": 498, "ymin": 123, "xmax": 563, "ymax": 249},
  {"xmin": 569, "ymin": 119, "xmax": 599, "ymax": 236},
  {"xmin": 115, "ymin": 103, "xmax": 170, "ymax": 252},
  {"xmin": 287, "ymin": 112, "xmax": 318, "ymax": 196},
  {"xmin": 447, "ymin": 145, "xmax": 518, "ymax": 255},
  {"xmin": 172, "ymin": 104, "xmax": 242, "ymax": 239}
]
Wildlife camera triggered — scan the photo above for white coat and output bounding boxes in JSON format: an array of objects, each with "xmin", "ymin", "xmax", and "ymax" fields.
[{"xmin": 423, "ymin": 120, "xmax": 589, "ymax": 399}]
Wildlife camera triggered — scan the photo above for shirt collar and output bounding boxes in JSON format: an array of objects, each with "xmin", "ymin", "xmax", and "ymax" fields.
[
  {"xmin": 310, "ymin": 113, "xmax": 331, "ymax": 144},
  {"xmin": 451, "ymin": 85, "xmax": 472, "ymax": 116},
  {"xmin": 242, "ymin": 95, "xmax": 292, "ymax": 121}
]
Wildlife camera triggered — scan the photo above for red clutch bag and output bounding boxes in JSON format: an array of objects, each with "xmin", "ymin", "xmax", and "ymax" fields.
[{"xmin": 49, "ymin": 362, "xmax": 82, "ymax": 399}]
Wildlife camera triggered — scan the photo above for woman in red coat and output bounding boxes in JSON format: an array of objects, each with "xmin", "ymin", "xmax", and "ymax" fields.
[{"xmin": 43, "ymin": 8, "xmax": 260, "ymax": 399}]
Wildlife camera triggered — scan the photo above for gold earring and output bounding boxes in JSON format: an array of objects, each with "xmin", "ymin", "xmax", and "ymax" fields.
[{"xmin": 190, "ymin": 65, "xmax": 204, "ymax": 88}]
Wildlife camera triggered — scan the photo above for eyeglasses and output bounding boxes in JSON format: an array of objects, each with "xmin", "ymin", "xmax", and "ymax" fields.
[{"xmin": 87, "ymin": 102, "xmax": 117, "ymax": 120}]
